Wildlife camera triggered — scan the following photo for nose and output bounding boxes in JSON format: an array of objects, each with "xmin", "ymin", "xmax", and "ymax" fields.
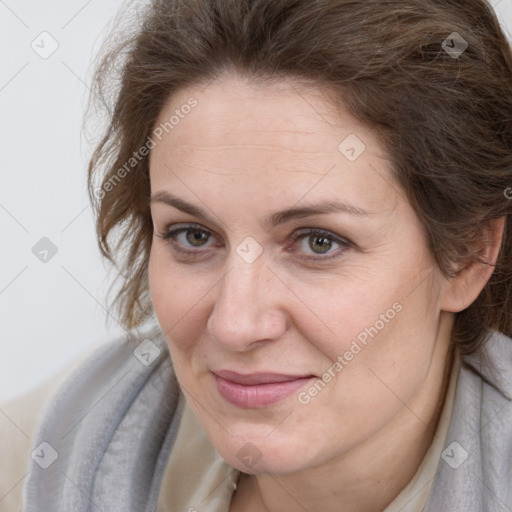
[{"xmin": 206, "ymin": 253, "xmax": 287, "ymax": 352}]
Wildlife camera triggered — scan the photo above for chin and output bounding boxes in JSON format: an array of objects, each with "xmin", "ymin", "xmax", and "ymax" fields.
[{"xmin": 212, "ymin": 428, "xmax": 320, "ymax": 475}]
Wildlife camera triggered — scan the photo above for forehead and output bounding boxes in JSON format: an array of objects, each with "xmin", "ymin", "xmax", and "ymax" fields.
[
  {"xmin": 152, "ymin": 74, "xmax": 381, "ymax": 154},
  {"xmin": 149, "ymin": 74, "xmax": 396, "ymax": 214}
]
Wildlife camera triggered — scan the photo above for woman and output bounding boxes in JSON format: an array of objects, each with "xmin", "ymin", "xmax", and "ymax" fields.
[{"xmin": 2, "ymin": 0, "xmax": 512, "ymax": 510}]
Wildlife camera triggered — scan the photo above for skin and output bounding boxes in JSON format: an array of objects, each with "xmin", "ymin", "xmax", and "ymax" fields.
[{"xmin": 147, "ymin": 73, "xmax": 504, "ymax": 512}]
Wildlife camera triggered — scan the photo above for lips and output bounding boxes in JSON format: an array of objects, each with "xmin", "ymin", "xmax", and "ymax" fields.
[
  {"xmin": 213, "ymin": 370, "xmax": 315, "ymax": 408},
  {"xmin": 214, "ymin": 370, "xmax": 312, "ymax": 385}
]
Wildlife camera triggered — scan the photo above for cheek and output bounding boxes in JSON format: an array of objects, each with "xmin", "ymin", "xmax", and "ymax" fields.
[
  {"xmin": 148, "ymin": 243, "xmax": 205, "ymax": 351},
  {"xmin": 325, "ymin": 285, "xmax": 439, "ymax": 420},
  {"xmin": 299, "ymin": 266, "xmax": 439, "ymax": 391},
  {"xmin": 283, "ymin": 270, "xmax": 405, "ymax": 362}
]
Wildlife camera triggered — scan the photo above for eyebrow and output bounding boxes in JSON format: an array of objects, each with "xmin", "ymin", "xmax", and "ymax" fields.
[{"xmin": 149, "ymin": 190, "xmax": 373, "ymax": 228}]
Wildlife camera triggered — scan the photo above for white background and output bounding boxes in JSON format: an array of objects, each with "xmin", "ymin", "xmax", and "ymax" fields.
[{"xmin": 1, "ymin": 0, "xmax": 512, "ymax": 401}]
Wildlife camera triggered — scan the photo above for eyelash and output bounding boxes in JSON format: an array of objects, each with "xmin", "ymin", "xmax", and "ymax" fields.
[{"xmin": 156, "ymin": 223, "xmax": 353, "ymax": 263}]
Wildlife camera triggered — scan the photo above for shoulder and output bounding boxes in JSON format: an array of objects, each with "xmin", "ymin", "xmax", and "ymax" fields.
[
  {"xmin": 0, "ymin": 323, "xmax": 172, "ymax": 512},
  {"xmin": 0, "ymin": 342, "xmax": 101, "ymax": 511},
  {"xmin": 461, "ymin": 329, "xmax": 512, "ymax": 401},
  {"xmin": 21, "ymin": 322, "xmax": 179, "ymax": 512},
  {"xmin": 429, "ymin": 330, "xmax": 512, "ymax": 509}
]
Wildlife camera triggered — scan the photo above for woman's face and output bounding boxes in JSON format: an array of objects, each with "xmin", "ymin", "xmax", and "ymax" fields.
[{"xmin": 148, "ymin": 74, "xmax": 451, "ymax": 475}]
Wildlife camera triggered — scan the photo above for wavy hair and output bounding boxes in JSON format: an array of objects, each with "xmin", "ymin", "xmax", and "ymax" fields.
[{"xmin": 86, "ymin": 0, "xmax": 512, "ymax": 354}]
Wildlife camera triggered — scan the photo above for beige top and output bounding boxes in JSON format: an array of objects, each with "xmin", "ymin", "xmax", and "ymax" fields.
[{"xmin": 0, "ymin": 347, "xmax": 460, "ymax": 512}]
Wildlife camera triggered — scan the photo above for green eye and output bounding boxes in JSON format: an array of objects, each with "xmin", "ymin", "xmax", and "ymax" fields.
[
  {"xmin": 160, "ymin": 223, "xmax": 215, "ymax": 254},
  {"xmin": 307, "ymin": 234, "xmax": 333, "ymax": 254},
  {"xmin": 290, "ymin": 228, "xmax": 351, "ymax": 262},
  {"xmin": 184, "ymin": 229, "xmax": 210, "ymax": 247}
]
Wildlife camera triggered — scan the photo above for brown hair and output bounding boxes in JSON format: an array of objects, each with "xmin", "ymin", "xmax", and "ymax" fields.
[{"xmin": 86, "ymin": 0, "xmax": 512, "ymax": 354}]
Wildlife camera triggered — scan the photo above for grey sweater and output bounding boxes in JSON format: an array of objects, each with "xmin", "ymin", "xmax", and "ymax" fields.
[{"xmin": 22, "ymin": 323, "xmax": 512, "ymax": 511}]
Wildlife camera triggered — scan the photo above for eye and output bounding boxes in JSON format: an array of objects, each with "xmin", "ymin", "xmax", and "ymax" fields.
[
  {"xmin": 155, "ymin": 223, "xmax": 353, "ymax": 262},
  {"xmin": 155, "ymin": 223, "xmax": 218, "ymax": 255},
  {"xmin": 289, "ymin": 228, "xmax": 352, "ymax": 262}
]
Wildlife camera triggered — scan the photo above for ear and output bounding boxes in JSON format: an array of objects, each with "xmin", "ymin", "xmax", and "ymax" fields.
[{"xmin": 440, "ymin": 217, "xmax": 506, "ymax": 313}]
